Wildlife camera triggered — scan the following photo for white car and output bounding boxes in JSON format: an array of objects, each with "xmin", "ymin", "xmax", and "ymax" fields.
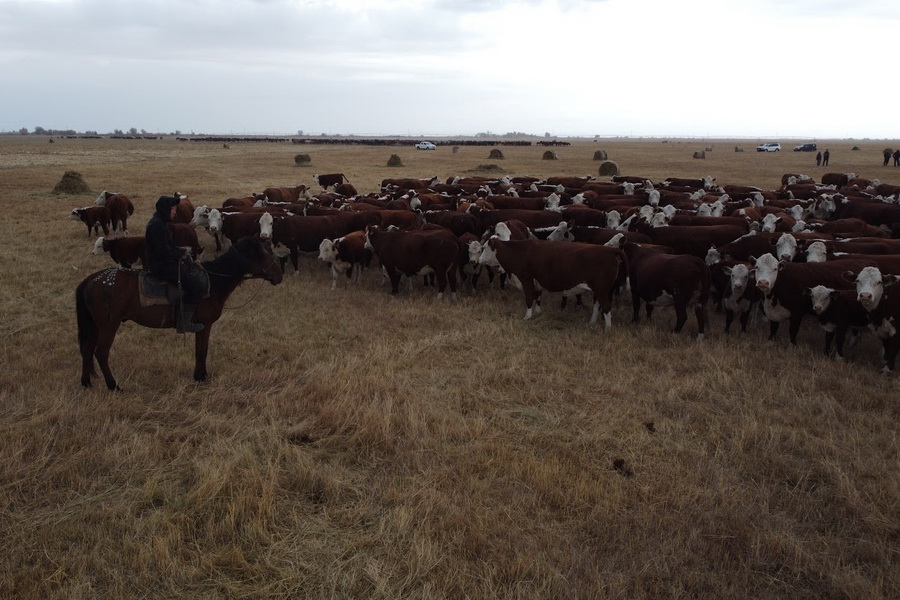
[
  {"xmin": 756, "ymin": 142, "xmax": 781, "ymax": 152},
  {"xmin": 415, "ymin": 141, "xmax": 436, "ymax": 150}
]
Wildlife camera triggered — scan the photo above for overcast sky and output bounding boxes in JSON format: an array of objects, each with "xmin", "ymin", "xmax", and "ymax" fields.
[{"xmin": 1, "ymin": 0, "xmax": 897, "ymax": 139}]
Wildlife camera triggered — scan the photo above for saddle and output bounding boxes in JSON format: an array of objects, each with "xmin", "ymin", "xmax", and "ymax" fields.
[{"xmin": 138, "ymin": 263, "xmax": 210, "ymax": 307}]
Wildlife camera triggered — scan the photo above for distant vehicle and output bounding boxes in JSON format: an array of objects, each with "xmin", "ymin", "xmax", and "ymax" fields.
[
  {"xmin": 415, "ymin": 141, "xmax": 436, "ymax": 150},
  {"xmin": 793, "ymin": 143, "xmax": 817, "ymax": 152},
  {"xmin": 756, "ymin": 142, "xmax": 781, "ymax": 152}
]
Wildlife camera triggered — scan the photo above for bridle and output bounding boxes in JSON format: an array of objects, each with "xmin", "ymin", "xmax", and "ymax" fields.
[{"xmin": 199, "ymin": 240, "xmax": 280, "ymax": 283}]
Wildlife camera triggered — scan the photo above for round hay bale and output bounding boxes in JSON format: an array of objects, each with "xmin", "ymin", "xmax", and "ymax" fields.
[
  {"xmin": 488, "ymin": 148, "xmax": 504, "ymax": 160},
  {"xmin": 387, "ymin": 154, "xmax": 404, "ymax": 167},
  {"xmin": 852, "ymin": 146, "xmax": 860, "ymax": 151},
  {"xmin": 452, "ymin": 146, "xmax": 460, "ymax": 154},
  {"xmin": 705, "ymin": 145, "xmax": 714, "ymax": 152},
  {"xmin": 593, "ymin": 150, "xmax": 608, "ymax": 161},
  {"xmin": 693, "ymin": 151, "xmax": 706, "ymax": 159},
  {"xmin": 597, "ymin": 160, "xmax": 619, "ymax": 176},
  {"xmin": 294, "ymin": 153, "xmax": 311, "ymax": 165},
  {"xmin": 53, "ymin": 171, "xmax": 92, "ymax": 195},
  {"xmin": 542, "ymin": 150, "xmax": 558, "ymax": 160},
  {"xmin": 734, "ymin": 146, "xmax": 744, "ymax": 152}
]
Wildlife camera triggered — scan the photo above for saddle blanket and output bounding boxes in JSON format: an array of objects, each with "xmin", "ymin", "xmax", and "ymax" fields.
[{"xmin": 138, "ymin": 263, "xmax": 210, "ymax": 307}]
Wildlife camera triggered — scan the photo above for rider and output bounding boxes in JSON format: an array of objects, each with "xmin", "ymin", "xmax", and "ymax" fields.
[{"xmin": 145, "ymin": 195, "xmax": 205, "ymax": 333}]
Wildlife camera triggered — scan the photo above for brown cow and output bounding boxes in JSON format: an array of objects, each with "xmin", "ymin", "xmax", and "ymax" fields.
[
  {"xmin": 71, "ymin": 206, "xmax": 111, "ymax": 237},
  {"xmin": 621, "ymin": 241, "xmax": 711, "ymax": 337},
  {"xmin": 478, "ymin": 237, "xmax": 625, "ymax": 327},
  {"xmin": 365, "ymin": 225, "xmax": 463, "ymax": 300},
  {"xmin": 95, "ymin": 191, "xmax": 135, "ymax": 235}
]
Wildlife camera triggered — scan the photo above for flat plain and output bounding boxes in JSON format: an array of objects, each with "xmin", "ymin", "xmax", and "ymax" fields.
[{"xmin": 0, "ymin": 135, "xmax": 898, "ymax": 599}]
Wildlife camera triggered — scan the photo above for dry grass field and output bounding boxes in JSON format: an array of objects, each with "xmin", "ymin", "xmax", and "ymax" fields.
[{"xmin": 1, "ymin": 135, "xmax": 898, "ymax": 599}]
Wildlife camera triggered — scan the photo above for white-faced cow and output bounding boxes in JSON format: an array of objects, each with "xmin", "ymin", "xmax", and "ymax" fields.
[
  {"xmin": 94, "ymin": 191, "xmax": 135, "ymax": 235},
  {"xmin": 752, "ymin": 253, "xmax": 877, "ymax": 345},
  {"xmin": 71, "ymin": 206, "xmax": 111, "ymax": 237},
  {"xmin": 851, "ymin": 266, "xmax": 900, "ymax": 372}
]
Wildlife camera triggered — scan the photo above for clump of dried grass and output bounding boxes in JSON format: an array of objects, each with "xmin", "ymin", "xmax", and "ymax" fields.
[
  {"xmin": 386, "ymin": 154, "xmax": 403, "ymax": 167},
  {"xmin": 294, "ymin": 153, "xmax": 311, "ymax": 165},
  {"xmin": 598, "ymin": 160, "xmax": 619, "ymax": 176},
  {"xmin": 488, "ymin": 148, "xmax": 504, "ymax": 159},
  {"xmin": 53, "ymin": 171, "xmax": 92, "ymax": 194}
]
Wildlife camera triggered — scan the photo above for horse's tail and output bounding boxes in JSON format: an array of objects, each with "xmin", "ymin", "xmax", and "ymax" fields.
[{"xmin": 75, "ymin": 278, "xmax": 97, "ymax": 372}]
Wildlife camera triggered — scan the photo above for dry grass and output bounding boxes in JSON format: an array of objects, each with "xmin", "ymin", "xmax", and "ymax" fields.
[{"xmin": 1, "ymin": 135, "xmax": 898, "ymax": 599}]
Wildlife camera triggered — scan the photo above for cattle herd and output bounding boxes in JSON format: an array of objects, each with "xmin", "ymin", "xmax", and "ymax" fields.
[{"xmin": 75, "ymin": 170, "xmax": 900, "ymax": 374}]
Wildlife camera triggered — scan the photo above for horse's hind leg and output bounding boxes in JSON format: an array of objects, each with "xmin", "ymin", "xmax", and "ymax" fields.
[
  {"xmin": 94, "ymin": 323, "xmax": 122, "ymax": 391},
  {"xmin": 80, "ymin": 334, "xmax": 98, "ymax": 388}
]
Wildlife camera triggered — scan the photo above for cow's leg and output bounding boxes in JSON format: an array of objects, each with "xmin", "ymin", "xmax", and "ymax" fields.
[
  {"xmin": 825, "ymin": 330, "xmax": 837, "ymax": 358},
  {"xmin": 672, "ymin": 302, "xmax": 688, "ymax": 333},
  {"xmin": 724, "ymin": 309, "xmax": 734, "ymax": 334},
  {"xmin": 447, "ymin": 265, "xmax": 458, "ymax": 302},
  {"xmin": 80, "ymin": 325, "xmax": 99, "ymax": 388},
  {"xmin": 768, "ymin": 320, "xmax": 780, "ymax": 341},
  {"xmin": 94, "ymin": 322, "xmax": 122, "ymax": 391},
  {"xmin": 739, "ymin": 308, "xmax": 750, "ymax": 333},
  {"xmin": 882, "ymin": 338, "xmax": 898, "ymax": 374},
  {"xmin": 631, "ymin": 292, "xmax": 641, "ymax": 323},
  {"xmin": 291, "ymin": 247, "xmax": 300, "ymax": 276},
  {"xmin": 434, "ymin": 268, "xmax": 448, "ymax": 300},
  {"xmin": 788, "ymin": 313, "xmax": 804, "ymax": 345},
  {"xmin": 694, "ymin": 303, "xmax": 706, "ymax": 339},
  {"xmin": 194, "ymin": 327, "xmax": 212, "ymax": 382},
  {"xmin": 589, "ymin": 300, "xmax": 600, "ymax": 325},
  {"xmin": 388, "ymin": 268, "xmax": 402, "ymax": 295},
  {"xmin": 522, "ymin": 281, "xmax": 538, "ymax": 320}
]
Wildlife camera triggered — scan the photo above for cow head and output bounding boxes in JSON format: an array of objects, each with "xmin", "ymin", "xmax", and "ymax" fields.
[
  {"xmin": 189, "ymin": 205, "xmax": 209, "ymax": 228},
  {"xmin": 760, "ymin": 213, "xmax": 782, "ymax": 233},
  {"xmin": 70, "ymin": 208, "xmax": 84, "ymax": 221},
  {"xmin": 318, "ymin": 238, "xmax": 337, "ymax": 263},
  {"xmin": 854, "ymin": 266, "xmax": 886, "ymax": 311},
  {"xmin": 206, "ymin": 209, "xmax": 223, "ymax": 234},
  {"xmin": 648, "ymin": 211, "xmax": 669, "ymax": 228},
  {"xmin": 703, "ymin": 175, "xmax": 716, "ymax": 190},
  {"xmin": 546, "ymin": 221, "xmax": 573, "ymax": 242},
  {"xmin": 94, "ymin": 190, "xmax": 110, "ymax": 206},
  {"xmin": 647, "ymin": 189, "xmax": 661, "ymax": 207},
  {"xmin": 774, "ymin": 233, "xmax": 798, "ymax": 262},
  {"xmin": 705, "ymin": 246, "xmax": 721, "ymax": 266},
  {"xmin": 92, "ymin": 237, "xmax": 107, "ymax": 255},
  {"xmin": 467, "ymin": 240, "xmax": 483, "ymax": 265},
  {"xmin": 753, "ymin": 253, "xmax": 782, "ymax": 292},
  {"xmin": 807, "ymin": 285, "xmax": 837, "ymax": 315},
  {"xmin": 805, "ymin": 241, "xmax": 828, "ymax": 263},
  {"xmin": 604, "ymin": 233, "xmax": 625, "ymax": 249},
  {"xmin": 726, "ymin": 263, "xmax": 752, "ymax": 299},
  {"xmin": 606, "ymin": 210, "xmax": 621, "ymax": 229},
  {"xmin": 493, "ymin": 221, "xmax": 513, "ymax": 242},
  {"xmin": 544, "ymin": 193, "xmax": 562, "ymax": 212},
  {"xmin": 478, "ymin": 237, "xmax": 502, "ymax": 269}
]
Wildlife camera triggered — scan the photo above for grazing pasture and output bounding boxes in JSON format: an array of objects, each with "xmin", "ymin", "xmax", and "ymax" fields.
[{"xmin": 0, "ymin": 135, "xmax": 898, "ymax": 598}]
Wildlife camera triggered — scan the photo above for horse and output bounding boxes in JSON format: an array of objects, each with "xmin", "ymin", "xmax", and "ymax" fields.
[{"xmin": 76, "ymin": 236, "xmax": 283, "ymax": 390}]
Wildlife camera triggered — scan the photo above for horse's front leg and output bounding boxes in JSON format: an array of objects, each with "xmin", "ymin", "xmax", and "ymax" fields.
[{"xmin": 193, "ymin": 326, "xmax": 212, "ymax": 381}]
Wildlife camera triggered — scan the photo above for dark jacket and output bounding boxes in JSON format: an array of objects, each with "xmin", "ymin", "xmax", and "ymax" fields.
[{"xmin": 145, "ymin": 196, "xmax": 183, "ymax": 276}]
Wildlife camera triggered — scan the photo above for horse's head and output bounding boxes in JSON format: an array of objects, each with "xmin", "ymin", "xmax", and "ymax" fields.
[{"xmin": 236, "ymin": 237, "xmax": 283, "ymax": 285}]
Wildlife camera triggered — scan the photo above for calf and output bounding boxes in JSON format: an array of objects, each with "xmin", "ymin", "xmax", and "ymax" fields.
[
  {"xmin": 314, "ymin": 173, "xmax": 347, "ymax": 190},
  {"xmin": 621, "ymin": 242, "xmax": 710, "ymax": 337},
  {"xmin": 365, "ymin": 225, "xmax": 463, "ymax": 300},
  {"xmin": 479, "ymin": 238, "xmax": 625, "ymax": 327},
  {"xmin": 807, "ymin": 285, "xmax": 870, "ymax": 361},
  {"xmin": 318, "ymin": 230, "xmax": 372, "ymax": 289},
  {"xmin": 71, "ymin": 206, "xmax": 111, "ymax": 237}
]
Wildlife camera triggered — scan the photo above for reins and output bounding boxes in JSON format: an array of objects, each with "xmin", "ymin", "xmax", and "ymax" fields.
[{"xmin": 197, "ymin": 244, "xmax": 279, "ymax": 311}]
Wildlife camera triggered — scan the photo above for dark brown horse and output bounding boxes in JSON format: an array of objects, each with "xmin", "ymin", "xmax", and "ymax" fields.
[{"xmin": 76, "ymin": 237, "xmax": 283, "ymax": 390}]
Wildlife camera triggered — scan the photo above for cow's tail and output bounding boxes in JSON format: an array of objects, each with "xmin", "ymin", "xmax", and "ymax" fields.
[
  {"xmin": 76, "ymin": 278, "xmax": 98, "ymax": 375},
  {"xmin": 342, "ymin": 173, "xmax": 350, "ymax": 184},
  {"xmin": 127, "ymin": 198, "xmax": 135, "ymax": 215}
]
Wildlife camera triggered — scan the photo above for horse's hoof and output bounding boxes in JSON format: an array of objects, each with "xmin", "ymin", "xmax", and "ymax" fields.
[{"xmin": 81, "ymin": 380, "xmax": 92, "ymax": 388}]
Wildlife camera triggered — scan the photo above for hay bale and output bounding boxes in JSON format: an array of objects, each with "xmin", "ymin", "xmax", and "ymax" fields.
[
  {"xmin": 53, "ymin": 171, "xmax": 92, "ymax": 195},
  {"xmin": 294, "ymin": 153, "xmax": 311, "ymax": 165},
  {"xmin": 597, "ymin": 160, "xmax": 619, "ymax": 176},
  {"xmin": 452, "ymin": 146, "xmax": 460, "ymax": 154},
  {"xmin": 705, "ymin": 145, "xmax": 714, "ymax": 152},
  {"xmin": 734, "ymin": 146, "xmax": 744, "ymax": 152},
  {"xmin": 542, "ymin": 150, "xmax": 558, "ymax": 160},
  {"xmin": 693, "ymin": 151, "xmax": 706, "ymax": 159},
  {"xmin": 852, "ymin": 146, "xmax": 860, "ymax": 151},
  {"xmin": 593, "ymin": 150, "xmax": 608, "ymax": 161},
  {"xmin": 387, "ymin": 154, "xmax": 404, "ymax": 167},
  {"xmin": 488, "ymin": 148, "xmax": 504, "ymax": 160}
]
